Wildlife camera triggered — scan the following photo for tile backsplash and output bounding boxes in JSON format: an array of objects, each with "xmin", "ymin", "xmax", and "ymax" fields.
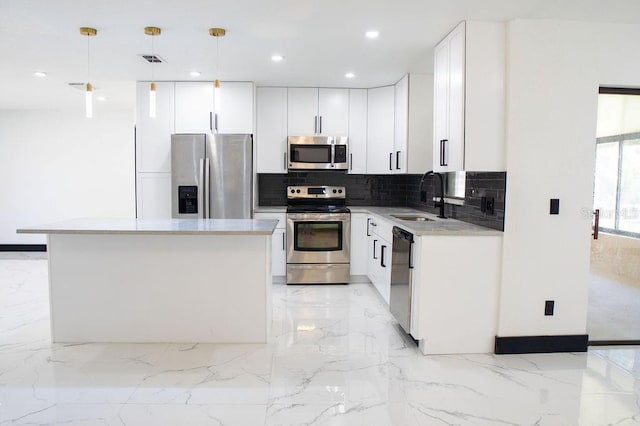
[{"xmin": 258, "ymin": 171, "xmax": 506, "ymax": 231}]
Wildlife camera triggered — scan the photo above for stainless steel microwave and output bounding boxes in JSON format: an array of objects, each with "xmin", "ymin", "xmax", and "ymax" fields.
[{"xmin": 287, "ymin": 136, "xmax": 349, "ymax": 170}]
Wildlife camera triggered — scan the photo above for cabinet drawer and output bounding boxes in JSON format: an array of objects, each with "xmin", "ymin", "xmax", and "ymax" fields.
[{"xmin": 367, "ymin": 215, "xmax": 393, "ymax": 240}]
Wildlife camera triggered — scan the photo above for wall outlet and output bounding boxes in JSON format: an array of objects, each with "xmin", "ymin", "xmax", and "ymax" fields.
[
  {"xmin": 545, "ymin": 300, "xmax": 555, "ymax": 316},
  {"xmin": 550, "ymin": 199, "xmax": 560, "ymax": 215}
]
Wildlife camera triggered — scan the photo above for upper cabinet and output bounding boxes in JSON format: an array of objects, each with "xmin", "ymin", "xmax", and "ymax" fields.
[
  {"xmin": 136, "ymin": 81, "xmax": 175, "ymax": 173},
  {"xmin": 256, "ymin": 87, "xmax": 288, "ymax": 173},
  {"xmin": 174, "ymin": 81, "xmax": 253, "ymax": 134},
  {"xmin": 287, "ymin": 88, "xmax": 349, "ymax": 136},
  {"xmin": 366, "ymin": 85, "xmax": 395, "ymax": 174},
  {"xmin": 348, "ymin": 89, "xmax": 367, "ymax": 174},
  {"xmin": 433, "ymin": 23, "xmax": 465, "ymax": 172},
  {"xmin": 394, "ymin": 75, "xmax": 409, "ymax": 173},
  {"xmin": 433, "ymin": 21, "xmax": 506, "ymax": 172}
]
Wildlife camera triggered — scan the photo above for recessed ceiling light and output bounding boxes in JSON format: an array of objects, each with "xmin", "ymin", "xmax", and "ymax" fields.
[
  {"xmin": 189, "ymin": 71, "xmax": 201, "ymax": 77},
  {"xmin": 345, "ymin": 72, "xmax": 355, "ymax": 79},
  {"xmin": 97, "ymin": 96, "xmax": 106, "ymax": 102},
  {"xmin": 271, "ymin": 55, "xmax": 284, "ymax": 62},
  {"xmin": 365, "ymin": 30, "xmax": 379, "ymax": 39},
  {"xmin": 34, "ymin": 71, "xmax": 47, "ymax": 78}
]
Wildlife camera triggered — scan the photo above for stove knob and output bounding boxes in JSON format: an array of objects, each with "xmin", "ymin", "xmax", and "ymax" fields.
[
  {"xmin": 296, "ymin": 189, "xmax": 301, "ymax": 193},
  {"xmin": 332, "ymin": 189, "xmax": 337, "ymax": 194},
  {"xmin": 290, "ymin": 189, "xmax": 295, "ymax": 194},
  {"xmin": 338, "ymin": 189, "xmax": 343, "ymax": 194}
]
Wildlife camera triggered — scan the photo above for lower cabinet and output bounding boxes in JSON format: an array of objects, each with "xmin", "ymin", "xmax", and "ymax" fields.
[
  {"xmin": 254, "ymin": 212, "xmax": 286, "ymax": 276},
  {"xmin": 349, "ymin": 213, "xmax": 368, "ymax": 275},
  {"xmin": 366, "ymin": 215, "xmax": 393, "ymax": 304},
  {"xmin": 136, "ymin": 173, "xmax": 171, "ymax": 219}
]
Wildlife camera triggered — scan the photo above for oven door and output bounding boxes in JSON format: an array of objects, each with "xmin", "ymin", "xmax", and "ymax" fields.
[{"xmin": 286, "ymin": 213, "xmax": 350, "ymax": 264}]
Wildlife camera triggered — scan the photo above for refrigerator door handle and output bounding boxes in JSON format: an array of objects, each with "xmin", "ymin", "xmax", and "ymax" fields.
[
  {"xmin": 204, "ymin": 157, "xmax": 211, "ymax": 218},
  {"xmin": 198, "ymin": 158, "xmax": 205, "ymax": 219}
]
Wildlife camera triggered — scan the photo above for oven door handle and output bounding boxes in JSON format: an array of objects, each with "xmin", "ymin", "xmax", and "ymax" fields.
[{"xmin": 286, "ymin": 213, "xmax": 351, "ymax": 221}]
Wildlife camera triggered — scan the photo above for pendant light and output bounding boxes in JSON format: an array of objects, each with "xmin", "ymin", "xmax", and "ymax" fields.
[
  {"xmin": 209, "ymin": 28, "xmax": 226, "ymax": 116},
  {"xmin": 80, "ymin": 27, "xmax": 97, "ymax": 118},
  {"xmin": 144, "ymin": 26, "xmax": 161, "ymax": 118}
]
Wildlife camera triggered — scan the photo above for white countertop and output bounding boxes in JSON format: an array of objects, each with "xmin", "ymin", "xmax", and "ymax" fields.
[
  {"xmin": 17, "ymin": 218, "xmax": 279, "ymax": 236},
  {"xmin": 348, "ymin": 207, "xmax": 503, "ymax": 236}
]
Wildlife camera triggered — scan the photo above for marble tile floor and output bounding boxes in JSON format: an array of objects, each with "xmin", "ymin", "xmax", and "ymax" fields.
[{"xmin": 1, "ymin": 253, "xmax": 640, "ymax": 425}]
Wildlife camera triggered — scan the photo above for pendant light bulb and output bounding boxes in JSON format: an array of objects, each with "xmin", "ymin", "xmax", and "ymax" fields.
[
  {"xmin": 149, "ymin": 82, "xmax": 157, "ymax": 118},
  {"xmin": 214, "ymin": 79, "xmax": 221, "ymax": 113},
  {"xmin": 85, "ymin": 82, "xmax": 93, "ymax": 118}
]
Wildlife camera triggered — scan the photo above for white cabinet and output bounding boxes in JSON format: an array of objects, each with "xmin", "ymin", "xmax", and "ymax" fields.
[
  {"xmin": 136, "ymin": 81, "xmax": 174, "ymax": 173},
  {"xmin": 366, "ymin": 86, "xmax": 395, "ymax": 174},
  {"xmin": 350, "ymin": 213, "xmax": 368, "ymax": 275},
  {"xmin": 433, "ymin": 21, "xmax": 506, "ymax": 172},
  {"xmin": 406, "ymin": 74, "xmax": 434, "ymax": 174},
  {"xmin": 393, "ymin": 75, "xmax": 409, "ymax": 173},
  {"xmin": 366, "ymin": 215, "xmax": 393, "ymax": 304},
  {"xmin": 287, "ymin": 88, "xmax": 349, "ymax": 136},
  {"xmin": 348, "ymin": 89, "xmax": 367, "ymax": 174},
  {"xmin": 174, "ymin": 81, "xmax": 253, "ymax": 134},
  {"xmin": 433, "ymin": 22, "xmax": 465, "ymax": 172},
  {"xmin": 137, "ymin": 173, "xmax": 171, "ymax": 219},
  {"xmin": 254, "ymin": 212, "xmax": 287, "ymax": 276},
  {"xmin": 216, "ymin": 82, "xmax": 254, "ymax": 134},
  {"xmin": 256, "ymin": 87, "xmax": 288, "ymax": 173},
  {"xmin": 174, "ymin": 82, "xmax": 214, "ymax": 133}
]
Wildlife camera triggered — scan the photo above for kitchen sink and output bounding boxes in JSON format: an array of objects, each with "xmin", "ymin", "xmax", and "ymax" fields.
[{"xmin": 390, "ymin": 214, "xmax": 434, "ymax": 222}]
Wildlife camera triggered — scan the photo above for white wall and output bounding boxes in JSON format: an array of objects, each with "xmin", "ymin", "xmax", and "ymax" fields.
[
  {"xmin": 0, "ymin": 109, "xmax": 135, "ymax": 244},
  {"xmin": 499, "ymin": 20, "xmax": 640, "ymax": 336}
]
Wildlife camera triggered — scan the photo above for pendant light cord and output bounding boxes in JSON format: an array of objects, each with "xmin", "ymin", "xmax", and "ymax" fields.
[
  {"xmin": 151, "ymin": 34, "xmax": 155, "ymax": 82},
  {"xmin": 86, "ymin": 34, "xmax": 90, "ymax": 83},
  {"xmin": 216, "ymin": 35, "xmax": 220, "ymax": 79}
]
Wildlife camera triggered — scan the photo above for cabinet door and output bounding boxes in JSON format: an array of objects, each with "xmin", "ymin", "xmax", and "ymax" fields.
[
  {"xmin": 318, "ymin": 88, "xmax": 349, "ymax": 135},
  {"xmin": 256, "ymin": 87, "xmax": 288, "ymax": 173},
  {"xmin": 366, "ymin": 86, "xmax": 395, "ymax": 174},
  {"xmin": 367, "ymin": 230, "xmax": 380, "ymax": 284},
  {"xmin": 215, "ymin": 82, "xmax": 253, "ymax": 134},
  {"xmin": 137, "ymin": 173, "xmax": 171, "ymax": 219},
  {"xmin": 433, "ymin": 39, "xmax": 450, "ymax": 172},
  {"xmin": 287, "ymin": 88, "xmax": 318, "ymax": 135},
  {"xmin": 348, "ymin": 89, "xmax": 367, "ymax": 174},
  {"xmin": 378, "ymin": 238, "xmax": 392, "ymax": 304},
  {"xmin": 136, "ymin": 82, "xmax": 174, "ymax": 173},
  {"xmin": 175, "ymin": 82, "xmax": 214, "ymax": 133},
  {"xmin": 271, "ymin": 228, "xmax": 287, "ymax": 276},
  {"xmin": 447, "ymin": 23, "xmax": 466, "ymax": 172},
  {"xmin": 394, "ymin": 75, "xmax": 409, "ymax": 173},
  {"xmin": 350, "ymin": 213, "xmax": 368, "ymax": 275}
]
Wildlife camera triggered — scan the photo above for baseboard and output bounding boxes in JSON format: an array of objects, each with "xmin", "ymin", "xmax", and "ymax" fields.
[
  {"xmin": 0, "ymin": 244, "xmax": 47, "ymax": 252},
  {"xmin": 495, "ymin": 334, "xmax": 588, "ymax": 354},
  {"xmin": 589, "ymin": 340, "xmax": 640, "ymax": 346}
]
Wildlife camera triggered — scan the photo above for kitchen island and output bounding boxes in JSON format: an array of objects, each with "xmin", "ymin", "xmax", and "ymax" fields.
[{"xmin": 17, "ymin": 218, "xmax": 278, "ymax": 344}]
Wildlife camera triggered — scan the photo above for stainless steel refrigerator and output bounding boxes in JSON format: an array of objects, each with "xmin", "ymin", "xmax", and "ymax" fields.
[{"xmin": 171, "ymin": 134, "xmax": 252, "ymax": 219}]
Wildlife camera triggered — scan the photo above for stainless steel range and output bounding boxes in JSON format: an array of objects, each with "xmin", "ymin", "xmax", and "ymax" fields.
[{"xmin": 286, "ymin": 186, "xmax": 350, "ymax": 285}]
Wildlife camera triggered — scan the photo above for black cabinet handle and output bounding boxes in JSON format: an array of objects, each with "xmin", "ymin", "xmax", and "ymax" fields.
[
  {"xmin": 381, "ymin": 245, "xmax": 387, "ymax": 268},
  {"xmin": 350, "ymin": 153, "xmax": 353, "ymax": 171},
  {"xmin": 396, "ymin": 151, "xmax": 401, "ymax": 169},
  {"xmin": 314, "ymin": 116, "xmax": 318, "ymax": 134},
  {"xmin": 319, "ymin": 116, "xmax": 322, "ymax": 134},
  {"xmin": 409, "ymin": 240, "xmax": 414, "ymax": 269},
  {"xmin": 389, "ymin": 153, "xmax": 393, "ymax": 170},
  {"xmin": 373, "ymin": 239, "xmax": 378, "ymax": 259},
  {"xmin": 282, "ymin": 232, "xmax": 285, "ymax": 250},
  {"xmin": 440, "ymin": 139, "xmax": 448, "ymax": 167},
  {"xmin": 283, "ymin": 152, "xmax": 287, "ymax": 170},
  {"xmin": 209, "ymin": 112, "xmax": 213, "ymax": 131},
  {"xmin": 214, "ymin": 113, "xmax": 219, "ymax": 132},
  {"xmin": 366, "ymin": 218, "xmax": 371, "ymax": 236}
]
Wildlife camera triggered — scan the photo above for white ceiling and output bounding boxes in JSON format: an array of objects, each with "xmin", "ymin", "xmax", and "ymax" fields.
[{"xmin": 2, "ymin": 0, "xmax": 640, "ymax": 111}]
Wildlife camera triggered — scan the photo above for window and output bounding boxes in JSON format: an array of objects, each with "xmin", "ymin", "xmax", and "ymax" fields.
[{"xmin": 594, "ymin": 89, "xmax": 640, "ymax": 237}]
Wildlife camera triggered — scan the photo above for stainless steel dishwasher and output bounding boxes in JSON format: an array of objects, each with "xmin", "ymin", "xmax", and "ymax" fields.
[{"xmin": 390, "ymin": 226, "xmax": 414, "ymax": 334}]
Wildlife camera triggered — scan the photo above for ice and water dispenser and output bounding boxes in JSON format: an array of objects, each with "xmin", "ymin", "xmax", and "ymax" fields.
[{"xmin": 178, "ymin": 186, "xmax": 198, "ymax": 214}]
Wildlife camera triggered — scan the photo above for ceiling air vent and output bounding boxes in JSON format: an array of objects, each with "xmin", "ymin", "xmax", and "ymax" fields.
[{"xmin": 139, "ymin": 54, "xmax": 164, "ymax": 63}]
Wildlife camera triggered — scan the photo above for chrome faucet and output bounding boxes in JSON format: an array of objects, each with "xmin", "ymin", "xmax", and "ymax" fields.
[{"xmin": 419, "ymin": 171, "xmax": 447, "ymax": 219}]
